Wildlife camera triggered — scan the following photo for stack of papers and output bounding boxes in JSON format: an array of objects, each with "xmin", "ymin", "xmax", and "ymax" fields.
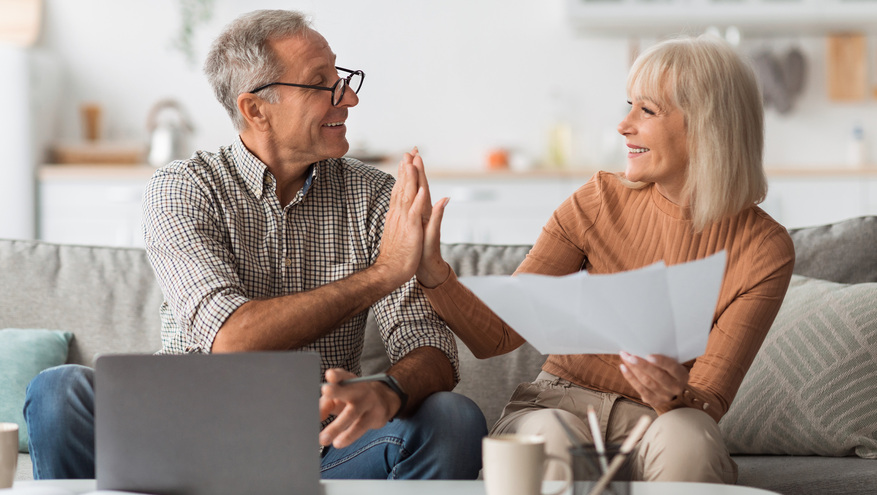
[{"xmin": 458, "ymin": 251, "xmax": 726, "ymax": 362}]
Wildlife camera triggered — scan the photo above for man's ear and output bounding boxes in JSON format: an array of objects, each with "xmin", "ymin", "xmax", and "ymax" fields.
[{"xmin": 237, "ymin": 93, "xmax": 271, "ymax": 132}]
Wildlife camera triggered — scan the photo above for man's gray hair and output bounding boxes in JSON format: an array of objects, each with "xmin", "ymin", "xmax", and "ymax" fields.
[{"xmin": 204, "ymin": 9, "xmax": 313, "ymax": 131}]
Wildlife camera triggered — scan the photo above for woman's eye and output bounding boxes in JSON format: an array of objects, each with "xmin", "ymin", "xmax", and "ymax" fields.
[{"xmin": 642, "ymin": 106, "xmax": 656, "ymax": 116}]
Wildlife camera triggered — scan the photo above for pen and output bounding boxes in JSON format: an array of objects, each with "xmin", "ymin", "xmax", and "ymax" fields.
[
  {"xmin": 587, "ymin": 414, "xmax": 652, "ymax": 495},
  {"xmin": 587, "ymin": 405, "xmax": 609, "ymax": 474},
  {"xmin": 321, "ymin": 373, "xmax": 388, "ymax": 387}
]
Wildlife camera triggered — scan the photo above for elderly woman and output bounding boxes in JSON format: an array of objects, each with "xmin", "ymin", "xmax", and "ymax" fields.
[{"xmin": 410, "ymin": 35, "xmax": 795, "ymax": 483}]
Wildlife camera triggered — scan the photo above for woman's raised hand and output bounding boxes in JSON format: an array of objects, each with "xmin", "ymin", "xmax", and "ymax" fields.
[{"xmin": 406, "ymin": 149, "xmax": 451, "ymax": 288}]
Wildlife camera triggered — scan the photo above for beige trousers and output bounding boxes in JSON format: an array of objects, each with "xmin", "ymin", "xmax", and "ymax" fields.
[{"xmin": 491, "ymin": 371, "xmax": 737, "ymax": 484}]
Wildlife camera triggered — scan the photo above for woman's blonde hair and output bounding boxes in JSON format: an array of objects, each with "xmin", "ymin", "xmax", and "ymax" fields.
[{"xmin": 624, "ymin": 35, "xmax": 766, "ymax": 230}]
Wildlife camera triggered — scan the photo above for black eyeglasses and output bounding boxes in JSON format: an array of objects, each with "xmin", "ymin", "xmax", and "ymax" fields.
[{"xmin": 249, "ymin": 66, "xmax": 364, "ymax": 106}]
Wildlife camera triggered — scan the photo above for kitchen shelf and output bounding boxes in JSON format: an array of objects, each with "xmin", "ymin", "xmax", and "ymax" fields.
[{"xmin": 566, "ymin": 0, "xmax": 877, "ymax": 37}]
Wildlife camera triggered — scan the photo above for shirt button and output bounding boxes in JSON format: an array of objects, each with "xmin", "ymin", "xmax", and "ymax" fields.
[
  {"xmin": 703, "ymin": 403, "xmax": 710, "ymax": 410},
  {"xmin": 283, "ymin": 257, "xmax": 292, "ymax": 267}
]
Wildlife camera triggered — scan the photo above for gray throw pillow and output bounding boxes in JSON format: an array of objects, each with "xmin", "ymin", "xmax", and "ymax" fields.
[{"xmin": 719, "ymin": 275, "xmax": 877, "ymax": 458}]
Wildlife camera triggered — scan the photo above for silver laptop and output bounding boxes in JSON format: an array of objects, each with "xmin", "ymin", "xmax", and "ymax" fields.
[{"xmin": 95, "ymin": 352, "xmax": 321, "ymax": 495}]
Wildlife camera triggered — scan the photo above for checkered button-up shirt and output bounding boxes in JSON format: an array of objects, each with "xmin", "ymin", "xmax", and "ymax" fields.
[{"xmin": 142, "ymin": 137, "xmax": 459, "ymax": 379}]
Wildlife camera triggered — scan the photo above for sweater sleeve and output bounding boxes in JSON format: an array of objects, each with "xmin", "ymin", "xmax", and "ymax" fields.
[
  {"xmin": 421, "ymin": 174, "xmax": 604, "ymax": 358},
  {"xmin": 653, "ymin": 225, "xmax": 796, "ymax": 422},
  {"xmin": 420, "ymin": 268, "xmax": 526, "ymax": 358}
]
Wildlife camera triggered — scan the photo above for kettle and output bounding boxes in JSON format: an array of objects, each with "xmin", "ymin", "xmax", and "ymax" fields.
[{"xmin": 146, "ymin": 99, "xmax": 194, "ymax": 167}]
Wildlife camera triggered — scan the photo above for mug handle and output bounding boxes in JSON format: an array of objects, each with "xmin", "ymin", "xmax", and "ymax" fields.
[{"xmin": 541, "ymin": 454, "xmax": 573, "ymax": 495}]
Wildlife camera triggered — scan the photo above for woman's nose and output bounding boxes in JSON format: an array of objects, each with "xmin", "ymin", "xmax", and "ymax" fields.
[{"xmin": 617, "ymin": 114, "xmax": 633, "ymax": 136}]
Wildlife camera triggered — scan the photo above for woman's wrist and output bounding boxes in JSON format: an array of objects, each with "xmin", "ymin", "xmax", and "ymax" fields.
[{"xmin": 416, "ymin": 259, "xmax": 451, "ymax": 289}]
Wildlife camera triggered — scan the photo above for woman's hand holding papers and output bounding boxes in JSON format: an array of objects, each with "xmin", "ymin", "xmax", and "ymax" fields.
[
  {"xmin": 618, "ymin": 351, "xmax": 689, "ymax": 408},
  {"xmin": 319, "ymin": 368, "xmax": 402, "ymax": 449}
]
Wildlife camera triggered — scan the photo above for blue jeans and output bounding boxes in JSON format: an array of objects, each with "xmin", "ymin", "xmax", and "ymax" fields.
[{"xmin": 25, "ymin": 364, "xmax": 487, "ymax": 480}]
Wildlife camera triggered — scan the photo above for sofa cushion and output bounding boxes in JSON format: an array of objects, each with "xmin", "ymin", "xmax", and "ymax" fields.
[
  {"xmin": 788, "ymin": 215, "xmax": 877, "ymax": 284},
  {"xmin": 735, "ymin": 455, "xmax": 877, "ymax": 495},
  {"xmin": 0, "ymin": 328, "xmax": 73, "ymax": 452},
  {"xmin": 719, "ymin": 275, "xmax": 877, "ymax": 458},
  {"xmin": 0, "ymin": 239, "xmax": 164, "ymax": 366}
]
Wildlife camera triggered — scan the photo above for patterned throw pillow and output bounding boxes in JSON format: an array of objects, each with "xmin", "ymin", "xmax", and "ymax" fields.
[{"xmin": 719, "ymin": 275, "xmax": 877, "ymax": 458}]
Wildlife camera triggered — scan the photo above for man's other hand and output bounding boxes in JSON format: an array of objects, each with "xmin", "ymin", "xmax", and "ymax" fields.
[{"xmin": 318, "ymin": 368, "xmax": 402, "ymax": 449}]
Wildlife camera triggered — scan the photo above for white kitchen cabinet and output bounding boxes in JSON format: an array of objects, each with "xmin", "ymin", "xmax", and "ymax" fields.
[
  {"xmin": 762, "ymin": 178, "xmax": 860, "ymax": 229},
  {"xmin": 430, "ymin": 176, "xmax": 585, "ymax": 245},
  {"xmin": 38, "ymin": 165, "xmax": 154, "ymax": 248},
  {"xmin": 37, "ymin": 165, "xmax": 877, "ymax": 248},
  {"xmin": 762, "ymin": 173, "xmax": 877, "ymax": 230},
  {"xmin": 434, "ymin": 171, "xmax": 877, "ymax": 242}
]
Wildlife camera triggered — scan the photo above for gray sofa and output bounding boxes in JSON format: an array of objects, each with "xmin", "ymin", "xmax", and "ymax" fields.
[{"xmin": 2, "ymin": 216, "xmax": 877, "ymax": 494}]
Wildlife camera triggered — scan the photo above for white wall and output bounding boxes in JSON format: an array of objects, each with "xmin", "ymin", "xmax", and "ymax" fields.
[{"xmin": 34, "ymin": 0, "xmax": 877, "ymax": 170}]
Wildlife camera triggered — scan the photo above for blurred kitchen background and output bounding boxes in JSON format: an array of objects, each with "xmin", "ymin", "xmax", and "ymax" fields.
[{"xmin": 3, "ymin": 0, "xmax": 877, "ymax": 246}]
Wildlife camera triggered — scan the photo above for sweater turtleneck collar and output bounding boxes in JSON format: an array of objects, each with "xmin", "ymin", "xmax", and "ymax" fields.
[{"xmin": 649, "ymin": 183, "xmax": 692, "ymax": 221}]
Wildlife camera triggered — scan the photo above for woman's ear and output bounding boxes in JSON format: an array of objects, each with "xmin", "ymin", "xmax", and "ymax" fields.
[{"xmin": 237, "ymin": 93, "xmax": 271, "ymax": 132}]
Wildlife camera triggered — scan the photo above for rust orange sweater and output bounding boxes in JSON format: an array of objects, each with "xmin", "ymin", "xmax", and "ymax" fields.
[{"xmin": 423, "ymin": 172, "xmax": 795, "ymax": 422}]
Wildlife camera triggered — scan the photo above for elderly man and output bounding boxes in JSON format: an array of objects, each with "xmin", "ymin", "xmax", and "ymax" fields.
[{"xmin": 24, "ymin": 9, "xmax": 486, "ymax": 480}]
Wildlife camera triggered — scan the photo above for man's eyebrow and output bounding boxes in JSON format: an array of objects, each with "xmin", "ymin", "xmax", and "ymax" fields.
[{"xmin": 304, "ymin": 55, "xmax": 338, "ymax": 77}]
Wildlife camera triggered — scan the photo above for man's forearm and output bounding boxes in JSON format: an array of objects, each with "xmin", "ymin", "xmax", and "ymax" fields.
[
  {"xmin": 212, "ymin": 263, "xmax": 402, "ymax": 352},
  {"xmin": 386, "ymin": 346, "xmax": 456, "ymax": 417}
]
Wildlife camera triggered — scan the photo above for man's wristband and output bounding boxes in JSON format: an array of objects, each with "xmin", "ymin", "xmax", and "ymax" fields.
[{"xmin": 376, "ymin": 374, "xmax": 408, "ymax": 419}]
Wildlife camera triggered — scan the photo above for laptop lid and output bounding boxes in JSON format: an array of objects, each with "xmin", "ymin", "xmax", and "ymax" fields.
[{"xmin": 95, "ymin": 352, "xmax": 320, "ymax": 495}]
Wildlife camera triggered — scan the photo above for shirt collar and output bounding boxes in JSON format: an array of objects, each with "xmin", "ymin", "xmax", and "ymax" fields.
[
  {"xmin": 231, "ymin": 137, "xmax": 270, "ymax": 200},
  {"xmin": 230, "ymin": 136, "xmax": 320, "ymax": 201}
]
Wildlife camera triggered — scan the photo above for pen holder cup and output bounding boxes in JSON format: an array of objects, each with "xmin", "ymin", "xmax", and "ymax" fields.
[{"xmin": 569, "ymin": 444, "xmax": 631, "ymax": 495}]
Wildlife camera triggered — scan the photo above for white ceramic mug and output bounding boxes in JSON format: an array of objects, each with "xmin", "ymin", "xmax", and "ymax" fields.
[
  {"xmin": 483, "ymin": 434, "xmax": 573, "ymax": 495},
  {"xmin": 0, "ymin": 422, "xmax": 19, "ymax": 489}
]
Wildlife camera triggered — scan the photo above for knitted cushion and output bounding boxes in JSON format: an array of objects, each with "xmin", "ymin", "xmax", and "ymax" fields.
[{"xmin": 719, "ymin": 275, "xmax": 877, "ymax": 457}]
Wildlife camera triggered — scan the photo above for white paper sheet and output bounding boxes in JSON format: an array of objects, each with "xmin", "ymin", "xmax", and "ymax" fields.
[{"xmin": 458, "ymin": 251, "xmax": 726, "ymax": 362}]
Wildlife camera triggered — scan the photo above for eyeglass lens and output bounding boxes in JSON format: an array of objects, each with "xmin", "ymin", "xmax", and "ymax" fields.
[{"xmin": 332, "ymin": 71, "xmax": 363, "ymax": 106}]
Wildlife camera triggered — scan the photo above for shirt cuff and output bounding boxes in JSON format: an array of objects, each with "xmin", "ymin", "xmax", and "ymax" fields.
[
  {"xmin": 653, "ymin": 387, "xmax": 719, "ymax": 421},
  {"xmin": 191, "ymin": 292, "xmax": 249, "ymax": 353}
]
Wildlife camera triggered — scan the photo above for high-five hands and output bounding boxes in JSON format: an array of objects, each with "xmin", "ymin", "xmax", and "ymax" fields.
[
  {"xmin": 373, "ymin": 147, "xmax": 430, "ymax": 287},
  {"xmin": 375, "ymin": 147, "xmax": 450, "ymax": 289},
  {"xmin": 619, "ymin": 351, "xmax": 689, "ymax": 408},
  {"xmin": 402, "ymin": 148, "xmax": 450, "ymax": 288}
]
